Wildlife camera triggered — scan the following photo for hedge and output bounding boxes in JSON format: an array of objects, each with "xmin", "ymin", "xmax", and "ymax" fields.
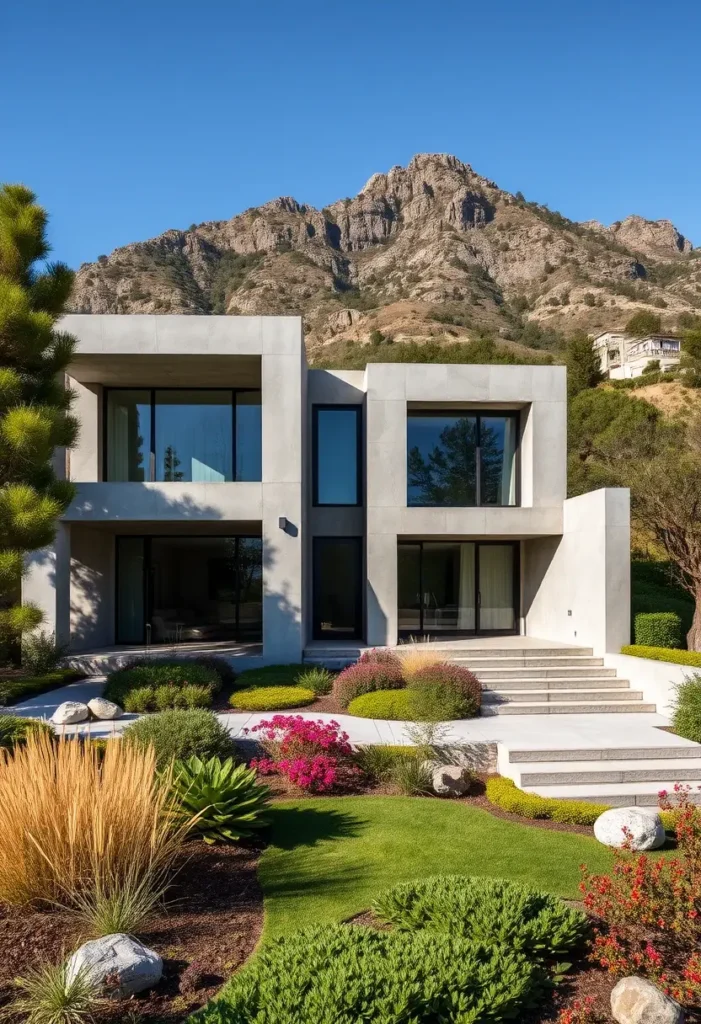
[
  {"xmin": 229, "ymin": 686, "xmax": 315, "ymax": 712},
  {"xmin": 634, "ymin": 612, "xmax": 683, "ymax": 649},
  {"xmin": 104, "ymin": 659, "xmax": 222, "ymax": 711},
  {"xmin": 672, "ymin": 676, "xmax": 701, "ymax": 743},
  {"xmin": 234, "ymin": 664, "xmax": 308, "ymax": 689},
  {"xmin": 0, "ymin": 668, "xmax": 82, "ymax": 707},
  {"xmin": 486, "ymin": 776, "xmax": 675, "ymax": 830},
  {"xmin": 620, "ymin": 645, "xmax": 701, "ymax": 667}
]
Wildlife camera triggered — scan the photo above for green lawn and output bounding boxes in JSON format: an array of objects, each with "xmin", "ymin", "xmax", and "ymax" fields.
[{"xmin": 259, "ymin": 796, "xmax": 614, "ymax": 939}]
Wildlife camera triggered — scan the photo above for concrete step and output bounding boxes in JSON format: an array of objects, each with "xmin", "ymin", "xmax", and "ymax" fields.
[
  {"xmin": 483, "ymin": 689, "xmax": 643, "ymax": 704},
  {"xmin": 515, "ymin": 759, "xmax": 701, "ymax": 786},
  {"xmin": 452, "ymin": 656, "xmax": 605, "ymax": 669},
  {"xmin": 433, "ymin": 647, "xmax": 594, "ymax": 658},
  {"xmin": 482, "ymin": 676, "xmax": 631, "ymax": 691},
  {"xmin": 523, "ymin": 780, "xmax": 701, "ymax": 806},
  {"xmin": 509, "ymin": 745, "xmax": 701, "ymax": 763},
  {"xmin": 475, "ymin": 666, "xmax": 618, "ymax": 680},
  {"xmin": 483, "ymin": 701, "xmax": 657, "ymax": 716}
]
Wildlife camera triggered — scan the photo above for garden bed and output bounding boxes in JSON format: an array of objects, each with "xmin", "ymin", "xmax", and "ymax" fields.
[{"xmin": 0, "ymin": 840, "xmax": 263, "ymax": 1023}]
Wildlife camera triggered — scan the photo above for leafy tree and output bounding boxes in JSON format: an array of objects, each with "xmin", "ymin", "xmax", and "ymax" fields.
[
  {"xmin": 625, "ymin": 310, "xmax": 662, "ymax": 337},
  {"xmin": 565, "ymin": 330, "xmax": 604, "ymax": 398},
  {"xmin": 162, "ymin": 445, "xmax": 183, "ymax": 481},
  {"xmin": 0, "ymin": 185, "xmax": 77, "ymax": 645},
  {"xmin": 680, "ymin": 329, "xmax": 701, "ymax": 386}
]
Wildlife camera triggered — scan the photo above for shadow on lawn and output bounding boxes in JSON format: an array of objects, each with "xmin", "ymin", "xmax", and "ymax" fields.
[{"xmin": 267, "ymin": 805, "xmax": 364, "ymax": 850}]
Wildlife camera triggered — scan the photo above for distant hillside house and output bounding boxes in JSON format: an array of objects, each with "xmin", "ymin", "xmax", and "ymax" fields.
[{"xmin": 593, "ymin": 331, "xmax": 681, "ymax": 379}]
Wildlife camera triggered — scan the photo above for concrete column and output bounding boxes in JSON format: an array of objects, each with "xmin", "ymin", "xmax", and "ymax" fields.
[
  {"xmin": 22, "ymin": 522, "xmax": 71, "ymax": 646},
  {"xmin": 69, "ymin": 380, "xmax": 101, "ymax": 481}
]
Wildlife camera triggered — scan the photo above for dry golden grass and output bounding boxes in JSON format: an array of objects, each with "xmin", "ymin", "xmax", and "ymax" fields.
[
  {"xmin": 0, "ymin": 732, "xmax": 184, "ymax": 907},
  {"xmin": 398, "ymin": 641, "xmax": 443, "ymax": 680}
]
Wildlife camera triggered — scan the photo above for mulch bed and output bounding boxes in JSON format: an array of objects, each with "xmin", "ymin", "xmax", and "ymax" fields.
[{"xmin": 0, "ymin": 841, "xmax": 263, "ymax": 1023}]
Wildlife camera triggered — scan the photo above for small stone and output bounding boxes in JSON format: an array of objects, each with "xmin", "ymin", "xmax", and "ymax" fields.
[
  {"xmin": 594, "ymin": 808, "xmax": 666, "ymax": 851},
  {"xmin": 431, "ymin": 764, "xmax": 471, "ymax": 797},
  {"xmin": 66, "ymin": 933, "xmax": 163, "ymax": 999},
  {"xmin": 87, "ymin": 697, "xmax": 123, "ymax": 720},
  {"xmin": 611, "ymin": 976, "xmax": 684, "ymax": 1024},
  {"xmin": 51, "ymin": 701, "xmax": 89, "ymax": 725}
]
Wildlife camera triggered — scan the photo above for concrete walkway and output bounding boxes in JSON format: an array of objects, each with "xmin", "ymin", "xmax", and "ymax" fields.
[{"xmin": 7, "ymin": 675, "xmax": 696, "ymax": 753}]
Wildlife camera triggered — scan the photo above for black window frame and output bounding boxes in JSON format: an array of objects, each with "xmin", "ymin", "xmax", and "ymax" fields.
[
  {"xmin": 115, "ymin": 533, "xmax": 263, "ymax": 645},
  {"xmin": 406, "ymin": 408, "xmax": 521, "ymax": 508},
  {"xmin": 312, "ymin": 404, "xmax": 363, "ymax": 507},
  {"xmin": 102, "ymin": 386, "xmax": 262, "ymax": 483}
]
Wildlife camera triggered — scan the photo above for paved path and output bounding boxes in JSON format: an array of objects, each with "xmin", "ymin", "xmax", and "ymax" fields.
[{"xmin": 6, "ymin": 676, "xmax": 697, "ymax": 752}]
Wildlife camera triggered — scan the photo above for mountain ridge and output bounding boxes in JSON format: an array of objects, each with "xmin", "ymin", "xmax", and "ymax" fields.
[{"xmin": 70, "ymin": 153, "xmax": 700, "ymax": 359}]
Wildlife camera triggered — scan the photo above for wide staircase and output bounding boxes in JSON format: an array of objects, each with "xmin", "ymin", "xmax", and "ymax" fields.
[{"xmin": 303, "ymin": 643, "xmax": 656, "ymax": 715}]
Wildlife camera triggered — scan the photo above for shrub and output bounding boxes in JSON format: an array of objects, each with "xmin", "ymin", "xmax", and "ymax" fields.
[
  {"xmin": 0, "ymin": 732, "xmax": 183, "ymax": 906},
  {"xmin": 672, "ymin": 674, "xmax": 701, "ymax": 742},
  {"xmin": 580, "ymin": 785, "xmax": 701, "ymax": 1003},
  {"xmin": 388, "ymin": 754, "xmax": 433, "ymax": 795},
  {"xmin": 171, "ymin": 756, "xmax": 270, "ymax": 843},
  {"xmin": 7, "ymin": 959, "xmax": 97, "ymax": 1024},
  {"xmin": 234, "ymin": 664, "xmax": 305, "ymax": 689},
  {"xmin": 348, "ymin": 689, "xmax": 421, "ymax": 720},
  {"xmin": 408, "ymin": 662, "xmax": 481, "ymax": 719},
  {"xmin": 229, "ymin": 686, "xmax": 315, "ymax": 711},
  {"xmin": 104, "ymin": 659, "xmax": 221, "ymax": 710},
  {"xmin": 198, "ymin": 924, "xmax": 543, "ymax": 1024},
  {"xmin": 621, "ymin": 645, "xmax": 701, "ymax": 667},
  {"xmin": 250, "ymin": 715, "xmax": 358, "ymax": 793},
  {"xmin": 0, "ymin": 714, "xmax": 53, "ymax": 750},
  {"xmin": 0, "ymin": 669, "xmax": 82, "ymax": 708},
  {"xmin": 296, "ymin": 666, "xmax": 333, "ymax": 695},
  {"xmin": 69, "ymin": 859, "xmax": 169, "ymax": 936},
  {"xmin": 333, "ymin": 659, "xmax": 404, "ymax": 708},
  {"xmin": 357, "ymin": 648, "xmax": 403, "ymax": 670},
  {"xmin": 634, "ymin": 611, "xmax": 683, "ymax": 649},
  {"xmin": 397, "ymin": 644, "xmax": 442, "ymax": 680},
  {"xmin": 180, "ymin": 683, "xmax": 214, "ymax": 709},
  {"xmin": 373, "ymin": 875, "xmax": 588, "ymax": 959},
  {"xmin": 486, "ymin": 776, "xmax": 611, "ymax": 826},
  {"xmin": 354, "ymin": 744, "xmax": 423, "ymax": 782},
  {"xmin": 123, "ymin": 708, "xmax": 234, "ymax": 768},
  {"xmin": 21, "ymin": 630, "xmax": 68, "ymax": 676}
]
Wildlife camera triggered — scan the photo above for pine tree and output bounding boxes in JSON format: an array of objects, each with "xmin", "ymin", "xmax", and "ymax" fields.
[
  {"xmin": 565, "ymin": 330, "xmax": 605, "ymax": 398},
  {"xmin": 0, "ymin": 185, "xmax": 78, "ymax": 644}
]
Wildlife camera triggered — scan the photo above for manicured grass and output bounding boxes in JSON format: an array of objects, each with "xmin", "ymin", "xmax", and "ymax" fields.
[{"xmin": 259, "ymin": 796, "xmax": 614, "ymax": 939}]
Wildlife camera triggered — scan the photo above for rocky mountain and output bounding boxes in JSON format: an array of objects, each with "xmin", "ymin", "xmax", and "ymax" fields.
[{"xmin": 70, "ymin": 154, "xmax": 701, "ymax": 360}]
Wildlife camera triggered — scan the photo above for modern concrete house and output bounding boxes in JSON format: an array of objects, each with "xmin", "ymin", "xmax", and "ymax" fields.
[
  {"xmin": 593, "ymin": 330, "xmax": 681, "ymax": 379},
  {"xmin": 24, "ymin": 314, "xmax": 631, "ymax": 666}
]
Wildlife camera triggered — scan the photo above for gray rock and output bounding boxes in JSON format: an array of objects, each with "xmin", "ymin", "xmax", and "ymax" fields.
[
  {"xmin": 611, "ymin": 976, "xmax": 684, "ymax": 1024},
  {"xmin": 51, "ymin": 701, "xmax": 89, "ymax": 725},
  {"xmin": 594, "ymin": 807, "xmax": 666, "ymax": 851},
  {"xmin": 67, "ymin": 934, "xmax": 162, "ymax": 999},
  {"xmin": 431, "ymin": 764, "xmax": 471, "ymax": 797},
  {"xmin": 87, "ymin": 697, "xmax": 123, "ymax": 720}
]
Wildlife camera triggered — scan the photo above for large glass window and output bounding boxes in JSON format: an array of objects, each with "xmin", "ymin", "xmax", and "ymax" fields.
[
  {"xmin": 407, "ymin": 411, "xmax": 518, "ymax": 507},
  {"xmin": 105, "ymin": 390, "xmax": 261, "ymax": 482},
  {"xmin": 313, "ymin": 406, "xmax": 361, "ymax": 506},
  {"xmin": 116, "ymin": 535, "xmax": 262, "ymax": 644}
]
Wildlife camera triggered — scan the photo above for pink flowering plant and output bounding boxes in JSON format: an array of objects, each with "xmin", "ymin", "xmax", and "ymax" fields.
[{"xmin": 248, "ymin": 715, "xmax": 361, "ymax": 793}]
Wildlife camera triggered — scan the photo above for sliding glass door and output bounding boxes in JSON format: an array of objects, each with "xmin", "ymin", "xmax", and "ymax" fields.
[{"xmin": 398, "ymin": 541, "xmax": 518, "ymax": 637}]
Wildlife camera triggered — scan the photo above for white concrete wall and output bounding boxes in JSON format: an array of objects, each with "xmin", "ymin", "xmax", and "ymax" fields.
[
  {"xmin": 604, "ymin": 652, "xmax": 692, "ymax": 718},
  {"xmin": 524, "ymin": 488, "xmax": 631, "ymax": 655},
  {"xmin": 70, "ymin": 528, "xmax": 114, "ymax": 650},
  {"xmin": 23, "ymin": 523, "xmax": 71, "ymax": 647}
]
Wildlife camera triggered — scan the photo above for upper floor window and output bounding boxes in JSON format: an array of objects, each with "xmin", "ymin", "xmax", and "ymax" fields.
[
  {"xmin": 407, "ymin": 410, "xmax": 518, "ymax": 507},
  {"xmin": 313, "ymin": 405, "xmax": 361, "ymax": 506},
  {"xmin": 105, "ymin": 389, "xmax": 261, "ymax": 482}
]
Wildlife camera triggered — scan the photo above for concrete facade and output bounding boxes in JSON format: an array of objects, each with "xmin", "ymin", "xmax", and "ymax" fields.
[{"xmin": 23, "ymin": 314, "xmax": 631, "ymax": 661}]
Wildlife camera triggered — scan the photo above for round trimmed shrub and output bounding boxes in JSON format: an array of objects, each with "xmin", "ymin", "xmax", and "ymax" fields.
[
  {"xmin": 229, "ymin": 686, "xmax": 315, "ymax": 712},
  {"xmin": 333, "ymin": 659, "xmax": 404, "ymax": 708},
  {"xmin": 672, "ymin": 673, "xmax": 701, "ymax": 743},
  {"xmin": 348, "ymin": 689, "xmax": 421, "ymax": 720},
  {"xmin": 207, "ymin": 923, "xmax": 543, "ymax": 1024},
  {"xmin": 234, "ymin": 664, "xmax": 308, "ymax": 689},
  {"xmin": 634, "ymin": 611, "xmax": 683, "ymax": 649},
  {"xmin": 123, "ymin": 708, "xmax": 234, "ymax": 768},
  {"xmin": 372, "ymin": 875, "xmax": 589, "ymax": 959},
  {"xmin": 408, "ymin": 662, "xmax": 481, "ymax": 719}
]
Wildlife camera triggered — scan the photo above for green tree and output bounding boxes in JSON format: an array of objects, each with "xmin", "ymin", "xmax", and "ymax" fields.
[
  {"xmin": 625, "ymin": 310, "xmax": 662, "ymax": 337},
  {"xmin": 565, "ymin": 330, "xmax": 604, "ymax": 398},
  {"xmin": 680, "ymin": 329, "xmax": 701, "ymax": 386},
  {"xmin": 0, "ymin": 185, "xmax": 77, "ymax": 645}
]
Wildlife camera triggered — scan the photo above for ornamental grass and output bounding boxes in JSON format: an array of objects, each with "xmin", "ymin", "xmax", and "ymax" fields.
[{"xmin": 0, "ymin": 732, "xmax": 185, "ymax": 907}]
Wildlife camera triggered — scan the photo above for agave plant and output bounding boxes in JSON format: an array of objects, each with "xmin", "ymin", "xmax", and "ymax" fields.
[{"xmin": 171, "ymin": 756, "xmax": 271, "ymax": 844}]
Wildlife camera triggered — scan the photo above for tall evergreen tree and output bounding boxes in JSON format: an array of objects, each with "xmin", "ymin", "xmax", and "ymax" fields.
[
  {"xmin": 565, "ymin": 330, "xmax": 605, "ymax": 398},
  {"xmin": 0, "ymin": 185, "xmax": 78, "ymax": 644}
]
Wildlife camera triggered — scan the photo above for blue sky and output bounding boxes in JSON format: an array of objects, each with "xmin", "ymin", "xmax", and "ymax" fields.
[{"xmin": 2, "ymin": 0, "xmax": 700, "ymax": 269}]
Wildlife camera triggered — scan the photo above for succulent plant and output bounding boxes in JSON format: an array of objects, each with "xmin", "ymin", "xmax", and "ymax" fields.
[{"xmin": 171, "ymin": 755, "xmax": 270, "ymax": 844}]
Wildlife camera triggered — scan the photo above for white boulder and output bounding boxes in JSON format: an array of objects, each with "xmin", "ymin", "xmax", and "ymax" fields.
[
  {"xmin": 431, "ymin": 764, "xmax": 471, "ymax": 797},
  {"xmin": 594, "ymin": 807, "xmax": 666, "ymax": 851},
  {"xmin": 87, "ymin": 697, "xmax": 123, "ymax": 720},
  {"xmin": 66, "ymin": 933, "xmax": 163, "ymax": 998},
  {"xmin": 611, "ymin": 976, "xmax": 684, "ymax": 1024},
  {"xmin": 51, "ymin": 701, "xmax": 89, "ymax": 725}
]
